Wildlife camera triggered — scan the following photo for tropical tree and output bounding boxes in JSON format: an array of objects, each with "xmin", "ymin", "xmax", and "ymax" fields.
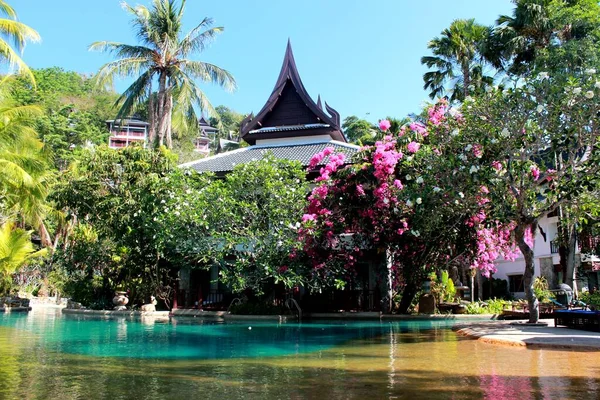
[
  {"xmin": 492, "ymin": 0, "xmax": 600, "ymax": 75},
  {"xmin": 298, "ymin": 103, "xmax": 519, "ymax": 313},
  {"xmin": 0, "ymin": 221, "xmax": 46, "ymax": 293},
  {"xmin": 90, "ymin": 0, "xmax": 236, "ymax": 149},
  {"xmin": 0, "ymin": 76, "xmax": 52, "ymax": 247},
  {"xmin": 342, "ymin": 116, "xmax": 376, "ymax": 144},
  {"xmin": 458, "ymin": 71, "xmax": 600, "ymax": 322},
  {"xmin": 0, "ymin": 1, "xmax": 40, "ymax": 83},
  {"xmin": 421, "ymin": 19, "xmax": 494, "ymax": 102}
]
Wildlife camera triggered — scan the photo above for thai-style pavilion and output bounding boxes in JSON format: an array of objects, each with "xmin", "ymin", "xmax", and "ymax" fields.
[
  {"xmin": 180, "ymin": 40, "xmax": 359, "ymax": 176},
  {"xmin": 193, "ymin": 116, "xmax": 218, "ymax": 156},
  {"xmin": 174, "ymin": 41, "xmax": 370, "ymax": 312}
]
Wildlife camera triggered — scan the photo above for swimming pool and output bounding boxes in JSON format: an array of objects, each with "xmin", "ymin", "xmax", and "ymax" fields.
[{"xmin": 0, "ymin": 308, "xmax": 598, "ymax": 399}]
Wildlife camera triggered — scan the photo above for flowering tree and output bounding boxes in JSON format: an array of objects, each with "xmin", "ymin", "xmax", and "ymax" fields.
[
  {"xmin": 298, "ymin": 102, "xmax": 518, "ymax": 313},
  {"xmin": 458, "ymin": 70, "xmax": 600, "ymax": 322},
  {"xmin": 199, "ymin": 155, "xmax": 309, "ymax": 294}
]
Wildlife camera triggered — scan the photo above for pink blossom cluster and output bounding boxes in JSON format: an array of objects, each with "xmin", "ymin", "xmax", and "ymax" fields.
[
  {"xmin": 427, "ymin": 101, "xmax": 448, "ymax": 126},
  {"xmin": 409, "ymin": 122, "xmax": 428, "ymax": 136},
  {"xmin": 471, "ymin": 223, "xmax": 520, "ymax": 276},
  {"xmin": 373, "ymin": 139, "xmax": 403, "ymax": 181},
  {"xmin": 379, "ymin": 119, "xmax": 391, "ymax": 132},
  {"xmin": 407, "ymin": 141, "xmax": 421, "ymax": 153},
  {"xmin": 308, "ymin": 147, "xmax": 334, "ymax": 169},
  {"xmin": 530, "ymin": 165, "xmax": 540, "ymax": 181},
  {"xmin": 472, "ymin": 144, "xmax": 483, "ymax": 158},
  {"xmin": 317, "ymin": 152, "xmax": 346, "ymax": 182}
]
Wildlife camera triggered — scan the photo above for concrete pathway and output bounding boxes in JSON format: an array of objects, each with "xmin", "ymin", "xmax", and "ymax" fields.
[{"xmin": 454, "ymin": 320, "xmax": 600, "ymax": 350}]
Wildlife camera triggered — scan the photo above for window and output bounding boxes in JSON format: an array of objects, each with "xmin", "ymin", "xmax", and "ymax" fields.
[{"xmin": 508, "ymin": 274, "xmax": 524, "ymax": 293}]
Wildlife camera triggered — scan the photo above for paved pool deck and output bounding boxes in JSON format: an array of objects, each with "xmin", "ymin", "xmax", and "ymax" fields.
[{"xmin": 454, "ymin": 320, "xmax": 600, "ymax": 351}]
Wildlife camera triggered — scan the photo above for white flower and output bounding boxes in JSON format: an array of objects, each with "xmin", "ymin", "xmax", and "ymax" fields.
[
  {"xmin": 405, "ymin": 175, "xmax": 412, "ymax": 181},
  {"xmin": 411, "ymin": 230, "xmax": 421, "ymax": 237},
  {"xmin": 585, "ymin": 68, "xmax": 597, "ymax": 75},
  {"xmin": 465, "ymin": 144, "xmax": 473, "ymax": 152},
  {"xmin": 536, "ymin": 105, "xmax": 544, "ymax": 113},
  {"xmin": 538, "ymin": 72, "xmax": 549, "ymax": 80},
  {"xmin": 585, "ymin": 90, "xmax": 595, "ymax": 99},
  {"xmin": 161, "ymin": 199, "xmax": 166, "ymax": 204},
  {"xmin": 416, "ymin": 176, "xmax": 424, "ymax": 184},
  {"xmin": 458, "ymin": 192, "xmax": 465, "ymax": 198},
  {"xmin": 501, "ymin": 128, "xmax": 510, "ymax": 138},
  {"xmin": 416, "ymin": 197, "xmax": 422, "ymax": 205},
  {"xmin": 458, "ymin": 154, "xmax": 467, "ymax": 161},
  {"xmin": 451, "ymin": 129, "xmax": 460, "ymax": 137},
  {"xmin": 464, "ymin": 96, "xmax": 474, "ymax": 103},
  {"xmin": 595, "ymin": 81, "xmax": 600, "ymax": 89},
  {"xmin": 480, "ymin": 116, "xmax": 487, "ymax": 121},
  {"xmin": 485, "ymin": 86, "xmax": 493, "ymax": 93},
  {"xmin": 455, "ymin": 200, "xmax": 460, "ymax": 205},
  {"xmin": 449, "ymin": 108, "xmax": 459, "ymax": 117},
  {"xmin": 433, "ymin": 187, "xmax": 441, "ymax": 193},
  {"xmin": 491, "ymin": 139, "xmax": 498, "ymax": 144},
  {"xmin": 406, "ymin": 200, "xmax": 413, "ymax": 207},
  {"xmin": 573, "ymin": 87, "xmax": 582, "ymax": 95},
  {"xmin": 469, "ymin": 166, "xmax": 479, "ymax": 174}
]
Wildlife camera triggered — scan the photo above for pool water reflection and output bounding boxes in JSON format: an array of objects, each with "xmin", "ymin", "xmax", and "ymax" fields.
[{"xmin": 0, "ymin": 308, "xmax": 599, "ymax": 399}]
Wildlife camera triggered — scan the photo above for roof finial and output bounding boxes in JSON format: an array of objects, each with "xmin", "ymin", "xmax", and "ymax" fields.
[{"xmin": 316, "ymin": 95, "xmax": 322, "ymax": 110}]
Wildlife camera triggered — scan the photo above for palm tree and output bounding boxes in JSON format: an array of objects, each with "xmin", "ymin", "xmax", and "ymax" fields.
[
  {"xmin": 90, "ymin": 0, "xmax": 236, "ymax": 148},
  {"xmin": 421, "ymin": 19, "xmax": 494, "ymax": 102},
  {"xmin": 0, "ymin": 1, "xmax": 40, "ymax": 83},
  {"xmin": 492, "ymin": 0, "xmax": 599, "ymax": 76},
  {"xmin": 0, "ymin": 221, "xmax": 46, "ymax": 292},
  {"xmin": 0, "ymin": 76, "xmax": 52, "ymax": 247}
]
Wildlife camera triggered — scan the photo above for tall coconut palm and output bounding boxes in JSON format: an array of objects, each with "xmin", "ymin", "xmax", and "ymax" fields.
[
  {"xmin": 421, "ymin": 19, "xmax": 494, "ymax": 102},
  {"xmin": 90, "ymin": 0, "xmax": 236, "ymax": 148},
  {"xmin": 0, "ymin": 1, "xmax": 40, "ymax": 83}
]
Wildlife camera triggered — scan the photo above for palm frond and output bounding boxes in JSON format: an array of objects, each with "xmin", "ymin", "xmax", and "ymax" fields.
[
  {"xmin": 179, "ymin": 60, "xmax": 237, "ymax": 91},
  {"xmin": 0, "ymin": 39, "xmax": 35, "ymax": 83},
  {"xmin": 114, "ymin": 70, "xmax": 153, "ymax": 120},
  {"xmin": 0, "ymin": 18, "xmax": 41, "ymax": 51}
]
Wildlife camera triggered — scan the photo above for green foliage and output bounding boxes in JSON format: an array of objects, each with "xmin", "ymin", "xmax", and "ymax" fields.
[
  {"xmin": 533, "ymin": 276, "xmax": 554, "ymax": 303},
  {"xmin": 342, "ymin": 116, "xmax": 376, "ymax": 144},
  {"xmin": 0, "ymin": 222, "xmax": 46, "ymax": 294},
  {"xmin": 10, "ymin": 67, "xmax": 118, "ymax": 170},
  {"xmin": 430, "ymin": 270, "xmax": 457, "ymax": 303},
  {"xmin": 580, "ymin": 291, "xmax": 600, "ymax": 309},
  {"xmin": 51, "ymin": 146, "xmax": 187, "ymax": 306},
  {"xmin": 465, "ymin": 298, "xmax": 511, "ymax": 314},
  {"xmin": 201, "ymin": 155, "xmax": 309, "ymax": 294}
]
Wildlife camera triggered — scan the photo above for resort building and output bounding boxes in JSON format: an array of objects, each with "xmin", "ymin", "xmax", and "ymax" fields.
[
  {"xmin": 107, "ymin": 117, "xmax": 149, "ymax": 149},
  {"xmin": 175, "ymin": 40, "xmax": 363, "ymax": 310},
  {"xmin": 180, "ymin": 40, "xmax": 358, "ymax": 177},
  {"xmin": 193, "ymin": 116, "xmax": 218, "ymax": 156},
  {"xmin": 493, "ymin": 213, "xmax": 600, "ymax": 297}
]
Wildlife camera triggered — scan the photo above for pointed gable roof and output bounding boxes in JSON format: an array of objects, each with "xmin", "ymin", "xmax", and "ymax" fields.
[{"xmin": 240, "ymin": 40, "xmax": 345, "ymax": 145}]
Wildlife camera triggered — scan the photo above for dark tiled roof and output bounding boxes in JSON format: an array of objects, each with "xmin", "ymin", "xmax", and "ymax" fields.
[{"xmin": 180, "ymin": 141, "xmax": 360, "ymax": 173}]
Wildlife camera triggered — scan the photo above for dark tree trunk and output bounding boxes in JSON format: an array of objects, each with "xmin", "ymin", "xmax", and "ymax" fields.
[
  {"xmin": 148, "ymin": 83, "xmax": 156, "ymax": 147},
  {"xmin": 516, "ymin": 222, "xmax": 539, "ymax": 323},
  {"xmin": 565, "ymin": 225, "xmax": 577, "ymax": 296},
  {"xmin": 397, "ymin": 281, "xmax": 418, "ymax": 314}
]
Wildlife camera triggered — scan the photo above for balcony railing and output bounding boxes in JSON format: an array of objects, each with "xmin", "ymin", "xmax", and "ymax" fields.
[{"xmin": 550, "ymin": 240, "xmax": 559, "ymax": 254}]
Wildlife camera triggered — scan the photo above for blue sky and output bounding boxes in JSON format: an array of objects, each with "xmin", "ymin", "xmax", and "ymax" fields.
[{"xmin": 17, "ymin": 0, "xmax": 513, "ymax": 123}]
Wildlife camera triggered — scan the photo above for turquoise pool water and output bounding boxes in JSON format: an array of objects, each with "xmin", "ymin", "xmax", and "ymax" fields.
[
  {"xmin": 1, "ymin": 308, "xmax": 599, "ymax": 399},
  {"xmin": 0, "ymin": 310, "xmax": 457, "ymax": 359}
]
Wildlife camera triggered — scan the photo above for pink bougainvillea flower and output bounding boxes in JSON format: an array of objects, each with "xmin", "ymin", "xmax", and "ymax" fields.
[
  {"xmin": 407, "ymin": 141, "xmax": 421, "ymax": 153},
  {"xmin": 379, "ymin": 119, "xmax": 391, "ymax": 132},
  {"xmin": 530, "ymin": 165, "xmax": 540, "ymax": 181},
  {"xmin": 480, "ymin": 185, "xmax": 489, "ymax": 194},
  {"xmin": 302, "ymin": 213, "xmax": 316, "ymax": 222},
  {"xmin": 393, "ymin": 179, "xmax": 404, "ymax": 190},
  {"xmin": 491, "ymin": 161, "xmax": 503, "ymax": 171},
  {"xmin": 409, "ymin": 122, "xmax": 428, "ymax": 136}
]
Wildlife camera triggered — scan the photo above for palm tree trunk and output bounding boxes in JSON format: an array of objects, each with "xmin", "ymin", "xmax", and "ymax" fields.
[
  {"xmin": 38, "ymin": 221, "xmax": 53, "ymax": 250},
  {"xmin": 516, "ymin": 221, "xmax": 539, "ymax": 323},
  {"xmin": 148, "ymin": 83, "xmax": 156, "ymax": 147},
  {"xmin": 157, "ymin": 72, "xmax": 167, "ymax": 147},
  {"xmin": 462, "ymin": 64, "xmax": 470, "ymax": 99},
  {"xmin": 166, "ymin": 93, "xmax": 173, "ymax": 149}
]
